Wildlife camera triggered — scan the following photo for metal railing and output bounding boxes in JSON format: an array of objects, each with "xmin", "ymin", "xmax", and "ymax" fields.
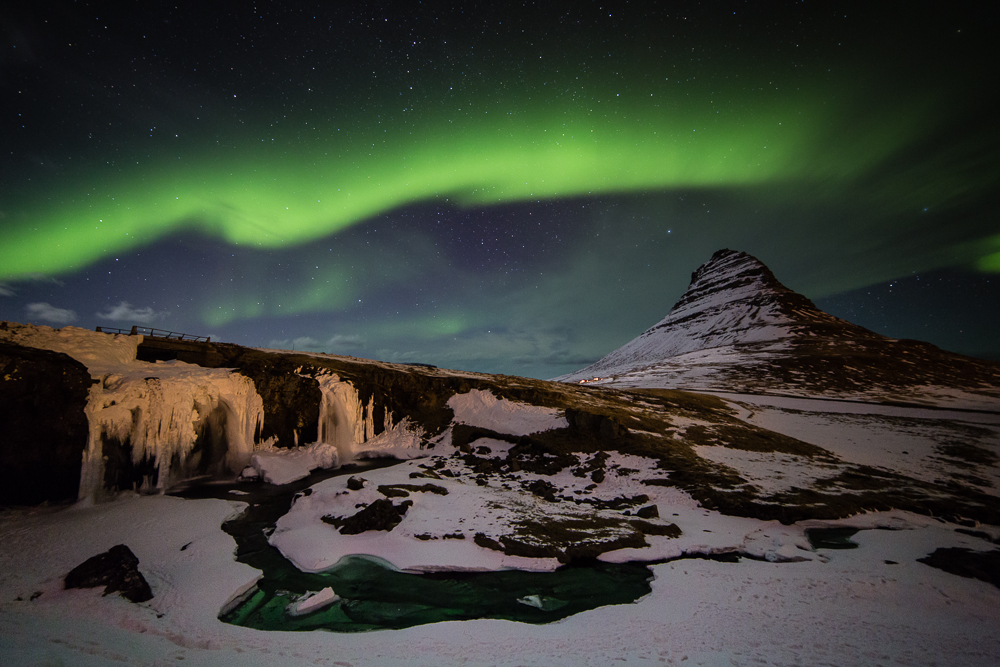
[{"xmin": 95, "ymin": 325, "xmax": 211, "ymax": 342}]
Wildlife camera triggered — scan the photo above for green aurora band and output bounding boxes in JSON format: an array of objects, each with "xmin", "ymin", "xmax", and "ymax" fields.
[{"xmin": 7, "ymin": 73, "xmax": 996, "ymax": 282}]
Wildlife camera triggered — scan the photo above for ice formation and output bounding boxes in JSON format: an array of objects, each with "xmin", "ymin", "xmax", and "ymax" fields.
[
  {"xmin": 1, "ymin": 324, "xmax": 267, "ymax": 498},
  {"xmin": 315, "ymin": 372, "xmax": 423, "ymax": 462},
  {"xmin": 316, "ymin": 374, "xmax": 379, "ymax": 458},
  {"xmin": 1, "ymin": 323, "xmax": 425, "ymax": 498},
  {"xmin": 247, "ymin": 375, "xmax": 422, "ymax": 486},
  {"xmin": 81, "ymin": 364, "xmax": 265, "ymax": 498},
  {"xmin": 286, "ymin": 587, "xmax": 340, "ymax": 616}
]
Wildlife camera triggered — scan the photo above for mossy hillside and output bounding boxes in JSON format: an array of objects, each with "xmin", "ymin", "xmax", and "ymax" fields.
[{"xmin": 202, "ymin": 342, "xmax": 999, "ymax": 528}]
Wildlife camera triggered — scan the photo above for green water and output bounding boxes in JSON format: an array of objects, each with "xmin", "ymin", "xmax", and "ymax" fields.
[
  {"xmin": 172, "ymin": 464, "xmax": 653, "ymax": 632},
  {"xmin": 805, "ymin": 527, "xmax": 860, "ymax": 550},
  {"xmin": 221, "ymin": 554, "xmax": 653, "ymax": 631}
]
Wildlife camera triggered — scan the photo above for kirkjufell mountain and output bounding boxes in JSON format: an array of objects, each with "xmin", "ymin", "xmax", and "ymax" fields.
[{"xmin": 558, "ymin": 249, "xmax": 1000, "ymax": 406}]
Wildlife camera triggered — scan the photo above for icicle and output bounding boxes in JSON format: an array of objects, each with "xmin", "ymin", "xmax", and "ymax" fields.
[
  {"xmin": 363, "ymin": 395, "xmax": 376, "ymax": 442},
  {"xmin": 77, "ymin": 384, "xmax": 109, "ymax": 504},
  {"xmin": 352, "ymin": 392, "xmax": 366, "ymax": 445}
]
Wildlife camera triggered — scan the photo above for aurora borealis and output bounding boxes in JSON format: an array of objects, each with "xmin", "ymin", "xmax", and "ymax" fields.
[{"xmin": 2, "ymin": 3, "xmax": 998, "ymax": 377}]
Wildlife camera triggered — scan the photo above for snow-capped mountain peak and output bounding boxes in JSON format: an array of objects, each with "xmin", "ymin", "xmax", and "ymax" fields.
[
  {"xmin": 558, "ymin": 249, "xmax": 1000, "ymax": 405},
  {"xmin": 567, "ymin": 249, "xmax": 862, "ymax": 379}
]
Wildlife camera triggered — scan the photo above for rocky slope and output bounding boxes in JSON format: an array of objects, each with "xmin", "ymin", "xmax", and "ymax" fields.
[{"xmin": 557, "ymin": 249, "xmax": 1000, "ymax": 406}]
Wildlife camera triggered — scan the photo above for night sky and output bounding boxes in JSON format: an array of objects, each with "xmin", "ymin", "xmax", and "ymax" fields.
[{"xmin": 2, "ymin": 3, "xmax": 998, "ymax": 378}]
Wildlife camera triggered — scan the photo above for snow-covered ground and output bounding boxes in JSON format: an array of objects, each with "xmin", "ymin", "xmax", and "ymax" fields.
[
  {"xmin": 3, "ymin": 488, "xmax": 999, "ymax": 666},
  {"xmin": 4, "ymin": 393, "xmax": 999, "ymax": 665},
  {"xmin": 672, "ymin": 392, "xmax": 1000, "ymax": 501},
  {"xmin": 3, "ymin": 322, "xmax": 1000, "ymax": 665},
  {"xmin": 564, "ymin": 344, "xmax": 1000, "ymax": 412},
  {"xmin": 449, "ymin": 388, "xmax": 568, "ymax": 435}
]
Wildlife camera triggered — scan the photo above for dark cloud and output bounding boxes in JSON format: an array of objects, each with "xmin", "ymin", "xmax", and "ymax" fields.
[
  {"xmin": 96, "ymin": 302, "xmax": 166, "ymax": 325},
  {"xmin": 26, "ymin": 302, "xmax": 76, "ymax": 324}
]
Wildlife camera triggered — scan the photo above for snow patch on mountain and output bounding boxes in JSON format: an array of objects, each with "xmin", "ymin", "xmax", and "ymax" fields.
[{"xmin": 556, "ymin": 250, "xmax": 1000, "ymax": 409}]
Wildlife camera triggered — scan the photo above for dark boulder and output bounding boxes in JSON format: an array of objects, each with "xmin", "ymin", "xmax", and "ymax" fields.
[
  {"xmin": 636, "ymin": 504, "xmax": 660, "ymax": 519},
  {"xmin": 565, "ymin": 408, "xmax": 621, "ymax": 440},
  {"xmin": 474, "ymin": 532, "xmax": 505, "ymax": 551},
  {"xmin": 526, "ymin": 479, "xmax": 560, "ymax": 502},
  {"xmin": 918, "ymin": 547, "xmax": 1000, "ymax": 589},
  {"xmin": 64, "ymin": 544, "xmax": 153, "ymax": 603}
]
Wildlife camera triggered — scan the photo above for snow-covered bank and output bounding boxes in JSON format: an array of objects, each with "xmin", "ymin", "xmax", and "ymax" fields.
[
  {"xmin": 709, "ymin": 392, "xmax": 1000, "ymax": 491},
  {"xmin": 246, "ymin": 442, "xmax": 340, "ymax": 485},
  {"xmin": 0, "ymin": 494, "xmax": 263, "ymax": 664},
  {"xmin": 3, "ymin": 320, "xmax": 999, "ymax": 665}
]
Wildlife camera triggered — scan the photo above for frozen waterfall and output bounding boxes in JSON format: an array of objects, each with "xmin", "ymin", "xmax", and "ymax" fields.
[
  {"xmin": 315, "ymin": 373, "xmax": 425, "ymax": 461},
  {"xmin": 79, "ymin": 366, "xmax": 264, "ymax": 501}
]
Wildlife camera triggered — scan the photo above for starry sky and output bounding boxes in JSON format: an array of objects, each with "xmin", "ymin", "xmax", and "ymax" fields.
[{"xmin": 2, "ymin": 2, "xmax": 998, "ymax": 378}]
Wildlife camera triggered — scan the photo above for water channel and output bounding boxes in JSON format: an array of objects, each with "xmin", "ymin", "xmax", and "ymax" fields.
[{"xmin": 171, "ymin": 462, "xmax": 654, "ymax": 632}]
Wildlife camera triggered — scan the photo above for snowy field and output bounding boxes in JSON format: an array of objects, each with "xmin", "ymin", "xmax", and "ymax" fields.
[
  {"xmin": 3, "ymin": 391, "xmax": 999, "ymax": 666},
  {"xmin": 2, "ymin": 484, "xmax": 999, "ymax": 666}
]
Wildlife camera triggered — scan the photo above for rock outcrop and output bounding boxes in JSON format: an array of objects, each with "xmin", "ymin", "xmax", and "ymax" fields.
[
  {"xmin": 0, "ymin": 340, "xmax": 92, "ymax": 505},
  {"xmin": 323, "ymin": 498, "xmax": 412, "ymax": 534},
  {"xmin": 64, "ymin": 544, "xmax": 153, "ymax": 603}
]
